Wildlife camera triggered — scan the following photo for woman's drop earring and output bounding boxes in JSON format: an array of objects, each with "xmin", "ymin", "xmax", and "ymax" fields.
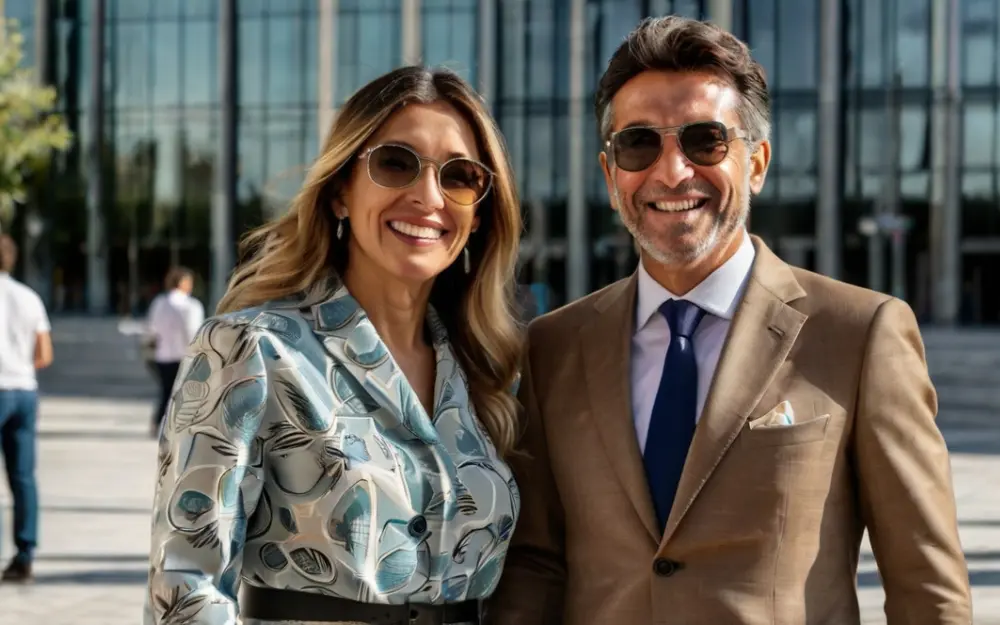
[
  {"xmin": 463, "ymin": 247, "xmax": 471, "ymax": 274},
  {"xmin": 336, "ymin": 218, "xmax": 344, "ymax": 240}
]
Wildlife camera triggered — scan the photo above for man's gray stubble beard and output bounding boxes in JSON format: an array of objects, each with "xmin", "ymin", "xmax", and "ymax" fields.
[{"xmin": 611, "ymin": 176, "xmax": 749, "ymax": 266}]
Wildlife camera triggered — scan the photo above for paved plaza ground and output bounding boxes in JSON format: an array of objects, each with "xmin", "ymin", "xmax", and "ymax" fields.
[{"xmin": 0, "ymin": 396, "xmax": 997, "ymax": 624}]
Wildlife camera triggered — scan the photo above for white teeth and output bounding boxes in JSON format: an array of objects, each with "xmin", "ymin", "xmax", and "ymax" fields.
[
  {"xmin": 388, "ymin": 221, "xmax": 445, "ymax": 240},
  {"xmin": 652, "ymin": 199, "xmax": 703, "ymax": 212}
]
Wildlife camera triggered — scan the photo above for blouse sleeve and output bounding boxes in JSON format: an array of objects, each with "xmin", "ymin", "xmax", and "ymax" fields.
[{"xmin": 144, "ymin": 318, "xmax": 270, "ymax": 625}]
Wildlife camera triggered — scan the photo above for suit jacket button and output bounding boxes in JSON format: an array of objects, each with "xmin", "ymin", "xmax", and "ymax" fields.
[{"xmin": 653, "ymin": 558, "xmax": 680, "ymax": 577}]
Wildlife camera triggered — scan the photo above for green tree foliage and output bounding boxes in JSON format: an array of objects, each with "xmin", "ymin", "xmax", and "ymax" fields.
[{"xmin": 0, "ymin": 18, "xmax": 72, "ymax": 223}]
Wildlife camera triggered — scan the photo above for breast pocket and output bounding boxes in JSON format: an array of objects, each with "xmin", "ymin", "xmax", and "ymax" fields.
[{"xmin": 740, "ymin": 414, "xmax": 831, "ymax": 449}]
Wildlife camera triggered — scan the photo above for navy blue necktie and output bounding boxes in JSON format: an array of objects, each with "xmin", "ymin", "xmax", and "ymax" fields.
[{"xmin": 643, "ymin": 299, "xmax": 706, "ymax": 531}]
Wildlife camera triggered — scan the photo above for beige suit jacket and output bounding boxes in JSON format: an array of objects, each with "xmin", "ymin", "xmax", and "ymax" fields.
[{"xmin": 487, "ymin": 237, "xmax": 972, "ymax": 625}]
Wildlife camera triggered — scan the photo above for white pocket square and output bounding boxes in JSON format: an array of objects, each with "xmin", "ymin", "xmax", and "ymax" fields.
[{"xmin": 749, "ymin": 400, "xmax": 796, "ymax": 429}]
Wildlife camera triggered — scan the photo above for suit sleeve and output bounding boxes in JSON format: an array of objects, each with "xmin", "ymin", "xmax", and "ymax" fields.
[
  {"xmin": 144, "ymin": 319, "xmax": 269, "ymax": 625},
  {"xmin": 486, "ymin": 328, "xmax": 567, "ymax": 625},
  {"xmin": 854, "ymin": 298, "xmax": 972, "ymax": 624}
]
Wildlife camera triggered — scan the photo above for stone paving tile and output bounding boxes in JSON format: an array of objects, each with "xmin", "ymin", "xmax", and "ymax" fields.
[{"xmin": 0, "ymin": 397, "xmax": 997, "ymax": 624}]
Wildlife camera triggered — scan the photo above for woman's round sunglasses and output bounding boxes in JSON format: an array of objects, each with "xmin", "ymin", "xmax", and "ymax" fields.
[
  {"xmin": 607, "ymin": 121, "xmax": 748, "ymax": 172},
  {"xmin": 358, "ymin": 143, "xmax": 494, "ymax": 206}
]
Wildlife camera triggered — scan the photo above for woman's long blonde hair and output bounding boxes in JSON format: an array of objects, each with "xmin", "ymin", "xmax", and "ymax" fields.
[{"xmin": 217, "ymin": 66, "xmax": 524, "ymax": 457}]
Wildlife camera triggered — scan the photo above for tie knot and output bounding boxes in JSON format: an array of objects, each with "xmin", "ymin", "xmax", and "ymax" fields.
[{"xmin": 660, "ymin": 299, "xmax": 705, "ymax": 339}]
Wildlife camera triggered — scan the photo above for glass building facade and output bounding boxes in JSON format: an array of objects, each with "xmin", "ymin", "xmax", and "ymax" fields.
[{"xmin": 3, "ymin": 0, "xmax": 997, "ymax": 325}]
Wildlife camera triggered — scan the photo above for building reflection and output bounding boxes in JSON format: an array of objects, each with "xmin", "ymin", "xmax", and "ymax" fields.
[{"xmin": 4, "ymin": 0, "xmax": 1000, "ymax": 324}]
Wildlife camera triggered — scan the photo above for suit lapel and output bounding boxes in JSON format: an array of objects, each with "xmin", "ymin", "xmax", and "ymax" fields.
[
  {"xmin": 662, "ymin": 237, "xmax": 808, "ymax": 543},
  {"xmin": 580, "ymin": 275, "xmax": 661, "ymax": 542}
]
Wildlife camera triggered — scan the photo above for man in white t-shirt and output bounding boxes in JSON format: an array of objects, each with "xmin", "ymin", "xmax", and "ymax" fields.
[
  {"xmin": 146, "ymin": 267, "xmax": 204, "ymax": 437},
  {"xmin": 0, "ymin": 235, "xmax": 53, "ymax": 583}
]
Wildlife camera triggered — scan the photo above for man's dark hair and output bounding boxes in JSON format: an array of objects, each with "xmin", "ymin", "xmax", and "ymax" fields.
[
  {"xmin": 595, "ymin": 16, "xmax": 771, "ymax": 144},
  {"xmin": 0, "ymin": 235, "xmax": 17, "ymax": 273},
  {"xmin": 165, "ymin": 266, "xmax": 194, "ymax": 290}
]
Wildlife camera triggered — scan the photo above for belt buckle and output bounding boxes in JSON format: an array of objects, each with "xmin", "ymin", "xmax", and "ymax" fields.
[{"xmin": 406, "ymin": 604, "xmax": 442, "ymax": 625}]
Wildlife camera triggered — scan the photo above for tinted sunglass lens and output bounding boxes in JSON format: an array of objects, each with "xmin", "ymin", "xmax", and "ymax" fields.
[
  {"xmin": 369, "ymin": 145, "xmax": 421, "ymax": 187},
  {"xmin": 679, "ymin": 122, "xmax": 729, "ymax": 166},
  {"xmin": 440, "ymin": 159, "xmax": 490, "ymax": 205},
  {"xmin": 614, "ymin": 128, "xmax": 663, "ymax": 172}
]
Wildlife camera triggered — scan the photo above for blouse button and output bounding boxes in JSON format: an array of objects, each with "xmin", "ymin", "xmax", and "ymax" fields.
[{"xmin": 408, "ymin": 515, "xmax": 428, "ymax": 537}]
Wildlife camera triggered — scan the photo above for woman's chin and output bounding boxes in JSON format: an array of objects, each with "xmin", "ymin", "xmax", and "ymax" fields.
[{"xmin": 380, "ymin": 256, "xmax": 454, "ymax": 286}]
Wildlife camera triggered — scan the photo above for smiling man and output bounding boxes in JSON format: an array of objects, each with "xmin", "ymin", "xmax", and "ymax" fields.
[{"xmin": 486, "ymin": 15, "xmax": 972, "ymax": 625}]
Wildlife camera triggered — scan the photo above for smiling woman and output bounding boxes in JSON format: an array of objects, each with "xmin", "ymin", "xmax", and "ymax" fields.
[{"xmin": 144, "ymin": 66, "xmax": 524, "ymax": 625}]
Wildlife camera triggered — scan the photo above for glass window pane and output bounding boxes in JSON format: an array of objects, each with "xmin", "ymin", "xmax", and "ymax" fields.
[
  {"xmin": 238, "ymin": 0, "xmax": 266, "ymax": 18},
  {"xmin": 859, "ymin": 109, "xmax": 886, "ymax": 170},
  {"xmin": 114, "ymin": 0, "xmax": 152, "ymax": 20},
  {"xmin": 336, "ymin": 4, "xmax": 400, "ymax": 103},
  {"xmin": 860, "ymin": 0, "xmax": 883, "ymax": 87},
  {"xmin": 264, "ymin": 116, "xmax": 307, "ymax": 219},
  {"xmin": 114, "ymin": 22, "xmax": 150, "ymax": 109},
  {"xmin": 899, "ymin": 105, "xmax": 928, "ymax": 171},
  {"xmin": 182, "ymin": 21, "xmax": 214, "ymax": 106},
  {"xmin": 265, "ymin": 17, "xmax": 304, "ymax": 105},
  {"xmin": 113, "ymin": 124, "xmax": 154, "ymax": 242},
  {"xmin": 498, "ymin": 0, "xmax": 527, "ymax": 100},
  {"xmin": 672, "ymin": 0, "xmax": 702, "ymax": 19},
  {"xmin": 303, "ymin": 11, "xmax": 317, "ymax": 104},
  {"xmin": 592, "ymin": 0, "xmax": 642, "ymax": 72},
  {"xmin": 182, "ymin": 0, "xmax": 215, "ymax": 19},
  {"xmin": 238, "ymin": 111, "xmax": 267, "ymax": 204},
  {"xmin": 526, "ymin": 0, "xmax": 558, "ymax": 98},
  {"xmin": 5, "ymin": 0, "xmax": 36, "ymax": 23},
  {"xmin": 963, "ymin": 0, "xmax": 997, "ymax": 86},
  {"xmin": 526, "ymin": 115, "xmax": 556, "ymax": 199},
  {"xmin": 422, "ymin": 0, "xmax": 477, "ymax": 82},
  {"xmin": 179, "ymin": 118, "xmax": 214, "ymax": 243},
  {"xmin": 747, "ymin": 0, "xmax": 776, "ymax": 88},
  {"xmin": 900, "ymin": 172, "xmax": 928, "ymax": 200},
  {"xmin": 151, "ymin": 120, "xmax": 183, "ymax": 241},
  {"xmin": 19, "ymin": 25, "xmax": 35, "ymax": 68},
  {"xmin": 896, "ymin": 0, "xmax": 929, "ymax": 87},
  {"xmin": 777, "ymin": 0, "xmax": 817, "ymax": 89},
  {"xmin": 775, "ymin": 108, "xmax": 816, "ymax": 173},
  {"xmin": 964, "ymin": 104, "xmax": 996, "ymax": 167},
  {"xmin": 152, "ymin": 21, "xmax": 181, "ymax": 107},
  {"xmin": 151, "ymin": 0, "xmax": 182, "ymax": 19},
  {"xmin": 239, "ymin": 18, "xmax": 265, "ymax": 105},
  {"xmin": 777, "ymin": 175, "xmax": 816, "ymax": 202}
]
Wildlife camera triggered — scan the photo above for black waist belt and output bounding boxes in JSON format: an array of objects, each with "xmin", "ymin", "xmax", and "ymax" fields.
[{"xmin": 239, "ymin": 585, "xmax": 480, "ymax": 624}]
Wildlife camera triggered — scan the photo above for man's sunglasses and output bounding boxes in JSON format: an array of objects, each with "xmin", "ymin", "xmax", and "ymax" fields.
[
  {"xmin": 358, "ymin": 143, "xmax": 494, "ymax": 206},
  {"xmin": 606, "ymin": 121, "xmax": 748, "ymax": 172}
]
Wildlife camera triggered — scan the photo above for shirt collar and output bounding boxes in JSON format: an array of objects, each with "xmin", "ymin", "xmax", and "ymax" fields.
[{"xmin": 635, "ymin": 230, "xmax": 756, "ymax": 331}]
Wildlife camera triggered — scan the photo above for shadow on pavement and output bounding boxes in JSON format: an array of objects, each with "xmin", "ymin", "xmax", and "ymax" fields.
[
  {"xmin": 35, "ymin": 554, "xmax": 149, "ymax": 564},
  {"xmin": 858, "ymin": 569, "xmax": 1000, "ymax": 588},
  {"xmin": 29, "ymin": 569, "xmax": 148, "ymax": 585},
  {"xmin": 41, "ymin": 504, "xmax": 150, "ymax": 515},
  {"xmin": 38, "ymin": 430, "xmax": 152, "ymax": 442},
  {"xmin": 862, "ymin": 551, "xmax": 1000, "ymax": 564}
]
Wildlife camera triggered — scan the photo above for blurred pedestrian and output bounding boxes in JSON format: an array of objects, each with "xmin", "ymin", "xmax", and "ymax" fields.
[
  {"xmin": 0, "ymin": 234, "xmax": 53, "ymax": 583},
  {"xmin": 145, "ymin": 66, "xmax": 523, "ymax": 625},
  {"xmin": 145, "ymin": 267, "xmax": 204, "ymax": 437}
]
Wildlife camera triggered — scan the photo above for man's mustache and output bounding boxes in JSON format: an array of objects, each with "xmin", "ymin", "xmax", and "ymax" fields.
[{"xmin": 634, "ymin": 183, "xmax": 718, "ymax": 203}]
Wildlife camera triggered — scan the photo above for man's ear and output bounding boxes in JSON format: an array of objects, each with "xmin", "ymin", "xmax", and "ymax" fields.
[
  {"xmin": 748, "ymin": 139, "xmax": 771, "ymax": 194},
  {"xmin": 599, "ymin": 151, "xmax": 618, "ymax": 214}
]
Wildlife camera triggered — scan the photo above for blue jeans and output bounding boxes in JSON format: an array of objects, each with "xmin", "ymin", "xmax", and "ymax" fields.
[{"xmin": 0, "ymin": 390, "xmax": 39, "ymax": 564}]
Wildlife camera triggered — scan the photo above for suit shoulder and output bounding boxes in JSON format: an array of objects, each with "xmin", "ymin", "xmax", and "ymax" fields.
[
  {"xmin": 787, "ymin": 266, "xmax": 910, "ymax": 325},
  {"xmin": 526, "ymin": 277, "xmax": 630, "ymax": 342}
]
